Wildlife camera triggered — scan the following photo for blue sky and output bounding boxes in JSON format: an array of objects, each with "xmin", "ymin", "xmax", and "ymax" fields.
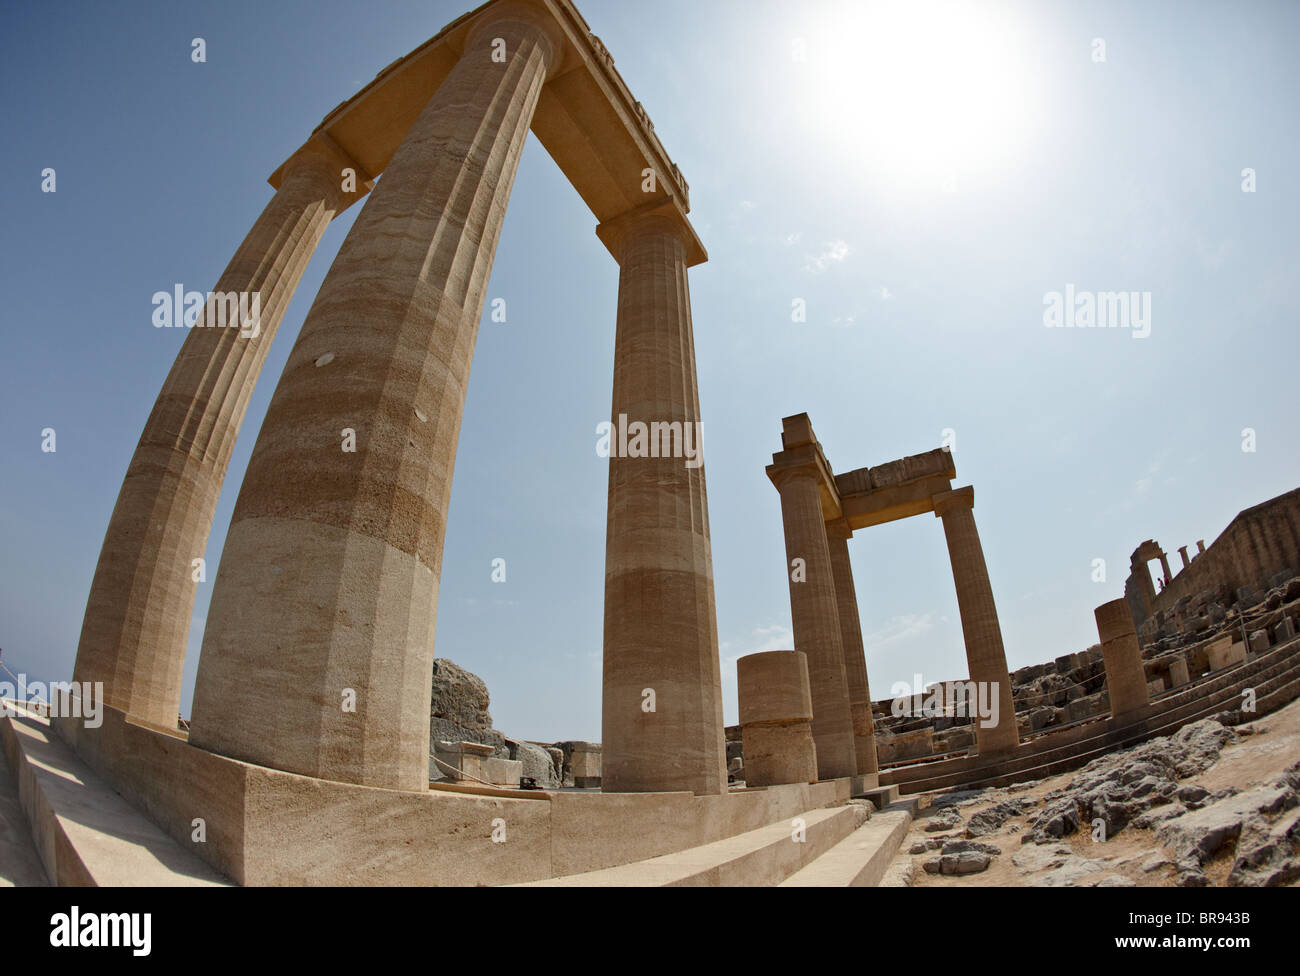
[{"xmin": 2, "ymin": 0, "xmax": 1297, "ymax": 743}]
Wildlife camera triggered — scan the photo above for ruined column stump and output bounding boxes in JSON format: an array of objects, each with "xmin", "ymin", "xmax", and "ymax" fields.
[
  {"xmin": 1095, "ymin": 598, "xmax": 1153, "ymax": 723},
  {"xmin": 737, "ymin": 651, "xmax": 818, "ymax": 787}
]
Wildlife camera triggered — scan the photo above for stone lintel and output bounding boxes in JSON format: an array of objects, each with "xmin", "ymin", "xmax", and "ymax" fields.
[
  {"xmin": 840, "ymin": 474, "xmax": 956, "ymax": 530},
  {"xmin": 266, "ymin": 0, "xmax": 703, "ymax": 260}
]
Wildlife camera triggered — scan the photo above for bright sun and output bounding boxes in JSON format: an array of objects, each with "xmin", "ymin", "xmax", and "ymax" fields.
[{"xmin": 799, "ymin": 0, "xmax": 1036, "ymax": 193}]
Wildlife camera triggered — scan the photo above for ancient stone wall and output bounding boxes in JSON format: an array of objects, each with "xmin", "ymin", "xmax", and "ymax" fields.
[{"xmin": 1127, "ymin": 487, "xmax": 1300, "ymax": 633}]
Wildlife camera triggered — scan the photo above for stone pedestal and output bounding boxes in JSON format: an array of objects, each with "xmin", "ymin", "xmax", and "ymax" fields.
[
  {"xmin": 72, "ymin": 137, "xmax": 365, "ymax": 731},
  {"xmin": 769, "ymin": 464, "xmax": 857, "ymax": 779},
  {"xmin": 825, "ymin": 520, "xmax": 879, "ymax": 776},
  {"xmin": 190, "ymin": 5, "xmax": 562, "ymax": 791},
  {"xmin": 599, "ymin": 210, "xmax": 725, "ymax": 796},
  {"xmin": 1168, "ymin": 655, "xmax": 1190, "ymax": 687},
  {"xmin": 1094, "ymin": 598, "xmax": 1152, "ymax": 722},
  {"xmin": 933, "ymin": 487, "xmax": 1018, "ymax": 756},
  {"xmin": 737, "ymin": 651, "xmax": 817, "ymax": 787},
  {"xmin": 569, "ymin": 743, "xmax": 602, "ymax": 789}
]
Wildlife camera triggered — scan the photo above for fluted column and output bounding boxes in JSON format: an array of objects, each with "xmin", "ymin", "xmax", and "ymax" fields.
[
  {"xmin": 1095, "ymin": 599, "xmax": 1152, "ymax": 722},
  {"xmin": 825, "ymin": 520, "xmax": 879, "ymax": 777},
  {"xmin": 770, "ymin": 468, "xmax": 857, "ymax": 779},
  {"xmin": 189, "ymin": 4, "xmax": 562, "ymax": 791},
  {"xmin": 71, "ymin": 137, "xmax": 365, "ymax": 731},
  {"xmin": 600, "ymin": 212, "xmax": 726, "ymax": 796},
  {"xmin": 933, "ymin": 486, "xmax": 1018, "ymax": 756}
]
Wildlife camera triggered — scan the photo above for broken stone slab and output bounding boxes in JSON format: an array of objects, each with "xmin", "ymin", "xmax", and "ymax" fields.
[
  {"xmin": 922, "ymin": 850, "xmax": 992, "ymax": 875},
  {"xmin": 966, "ymin": 798, "xmax": 1036, "ymax": 837},
  {"xmin": 1156, "ymin": 783, "xmax": 1299, "ymax": 870},
  {"xmin": 923, "ymin": 806, "xmax": 963, "ymax": 832},
  {"xmin": 506, "ymin": 738, "xmax": 561, "ymax": 789}
]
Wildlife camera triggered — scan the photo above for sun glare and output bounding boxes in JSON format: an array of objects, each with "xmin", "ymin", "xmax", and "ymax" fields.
[{"xmin": 799, "ymin": 0, "xmax": 1036, "ymax": 193}]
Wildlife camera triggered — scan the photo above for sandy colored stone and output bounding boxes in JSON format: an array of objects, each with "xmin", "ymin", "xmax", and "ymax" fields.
[
  {"xmin": 600, "ymin": 210, "xmax": 725, "ymax": 796},
  {"xmin": 933, "ymin": 486, "xmax": 1019, "ymax": 756},
  {"xmin": 71, "ymin": 137, "xmax": 366, "ymax": 730},
  {"xmin": 825, "ymin": 520, "xmax": 880, "ymax": 775},
  {"xmin": 191, "ymin": 4, "xmax": 563, "ymax": 790}
]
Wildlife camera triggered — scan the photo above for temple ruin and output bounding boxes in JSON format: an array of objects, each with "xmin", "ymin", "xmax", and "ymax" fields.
[{"xmin": 2, "ymin": 0, "xmax": 1299, "ymax": 889}]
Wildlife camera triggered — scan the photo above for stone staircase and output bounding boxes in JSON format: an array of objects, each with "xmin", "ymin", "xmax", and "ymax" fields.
[
  {"xmin": 0, "ymin": 708, "xmax": 229, "ymax": 886},
  {"xmin": 521, "ymin": 790, "xmax": 921, "ymax": 887},
  {"xmin": 883, "ymin": 634, "xmax": 1300, "ymax": 796}
]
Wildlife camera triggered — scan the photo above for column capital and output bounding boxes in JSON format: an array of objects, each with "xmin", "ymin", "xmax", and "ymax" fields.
[
  {"xmin": 465, "ymin": 1, "xmax": 566, "ymax": 80},
  {"xmin": 595, "ymin": 198, "xmax": 706, "ymax": 267},
  {"xmin": 765, "ymin": 459, "xmax": 820, "ymax": 493},
  {"xmin": 932, "ymin": 484, "xmax": 975, "ymax": 518},
  {"xmin": 277, "ymin": 132, "xmax": 374, "ymax": 212}
]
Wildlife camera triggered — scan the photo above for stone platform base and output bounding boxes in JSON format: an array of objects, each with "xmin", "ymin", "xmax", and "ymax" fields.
[{"xmin": 6, "ymin": 705, "xmax": 854, "ymax": 885}]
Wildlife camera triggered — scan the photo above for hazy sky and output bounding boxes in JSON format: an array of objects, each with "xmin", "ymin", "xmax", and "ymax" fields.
[{"xmin": 2, "ymin": 0, "xmax": 1297, "ymax": 743}]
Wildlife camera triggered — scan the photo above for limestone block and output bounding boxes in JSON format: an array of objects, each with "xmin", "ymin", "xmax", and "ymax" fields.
[
  {"xmin": 481, "ymin": 758, "xmax": 523, "ymax": 788},
  {"xmin": 1208, "ymin": 640, "xmax": 1248, "ymax": 671},
  {"xmin": 1274, "ymin": 617, "xmax": 1295, "ymax": 643},
  {"xmin": 1249, "ymin": 629, "xmax": 1270, "ymax": 654},
  {"xmin": 1169, "ymin": 656, "xmax": 1190, "ymax": 687}
]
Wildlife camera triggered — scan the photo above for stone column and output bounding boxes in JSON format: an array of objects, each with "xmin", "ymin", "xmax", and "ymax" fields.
[
  {"xmin": 825, "ymin": 520, "xmax": 879, "ymax": 777},
  {"xmin": 771, "ymin": 468, "xmax": 857, "ymax": 779},
  {"xmin": 1158, "ymin": 551, "xmax": 1173, "ymax": 585},
  {"xmin": 933, "ymin": 487, "xmax": 1018, "ymax": 756},
  {"xmin": 71, "ymin": 137, "xmax": 365, "ymax": 731},
  {"xmin": 737, "ymin": 651, "xmax": 817, "ymax": 787},
  {"xmin": 1094, "ymin": 599, "xmax": 1152, "ymax": 722},
  {"xmin": 189, "ymin": 4, "xmax": 562, "ymax": 791},
  {"xmin": 1178, "ymin": 545, "xmax": 1190, "ymax": 569},
  {"xmin": 600, "ymin": 211, "xmax": 726, "ymax": 796}
]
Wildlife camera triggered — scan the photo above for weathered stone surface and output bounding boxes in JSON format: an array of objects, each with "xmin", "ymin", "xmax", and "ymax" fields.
[
  {"xmin": 1227, "ymin": 805, "xmax": 1300, "ymax": 886},
  {"xmin": 1026, "ymin": 718, "xmax": 1237, "ymax": 842},
  {"xmin": 1156, "ymin": 779, "xmax": 1299, "ymax": 877},
  {"xmin": 507, "ymin": 738, "xmax": 561, "ymax": 789},
  {"xmin": 924, "ymin": 806, "xmax": 963, "ymax": 833},
  {"xmin": 966, "ymin": 798, "xmax": 1035, "ymax": 836},
  {"xmin": 923, "ymin": 849, "xmax": 993, "ymax": 875},
  {"xmin": 1023, "ymin": 798, "xmax": 1080, "ymax": 844},
  {"xmin": 429, "ymin": 659, "xmax": 507, "ymax": 759}
]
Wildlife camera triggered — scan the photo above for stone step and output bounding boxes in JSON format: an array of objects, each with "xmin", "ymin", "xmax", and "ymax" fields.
[
  {"xmin": 891, "ymin": 639, "xmax": 1300, "ymax": 794},
  {"xmin": 855, "ymin": 784, "xmax": 899, "ymax": 810},
  {"xmin": 779, "ymin": 798, "xmax": 919, "ymax": 887},
  {"xmin": 0, "ymin": 729, "xmax": 48, "ymax": 886},
  {"xmin": 920, "ymin": 658, "xmax": 1300, "ymax": 795},
  {"xmin": 0, "ymin": 709, "xmax": 229, "ymax": 886},
  {"xmin": 517, "ymin": 804, "xmax": 864, "ymax": 886}
]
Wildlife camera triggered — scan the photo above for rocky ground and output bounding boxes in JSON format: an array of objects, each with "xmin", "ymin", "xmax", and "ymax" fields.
[{"xmin": 886, "ymin": 694, "xmax": 1300, "ymax": 887}]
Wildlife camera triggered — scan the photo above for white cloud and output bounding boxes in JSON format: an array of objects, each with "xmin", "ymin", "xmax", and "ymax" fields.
[
  {"xmin": 865, "ymin": 612, "xmax": 935, "ymax": 648},
  {"xmin": 803, "ymin": 239, "xmax": 850, "ymax": 273}
]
